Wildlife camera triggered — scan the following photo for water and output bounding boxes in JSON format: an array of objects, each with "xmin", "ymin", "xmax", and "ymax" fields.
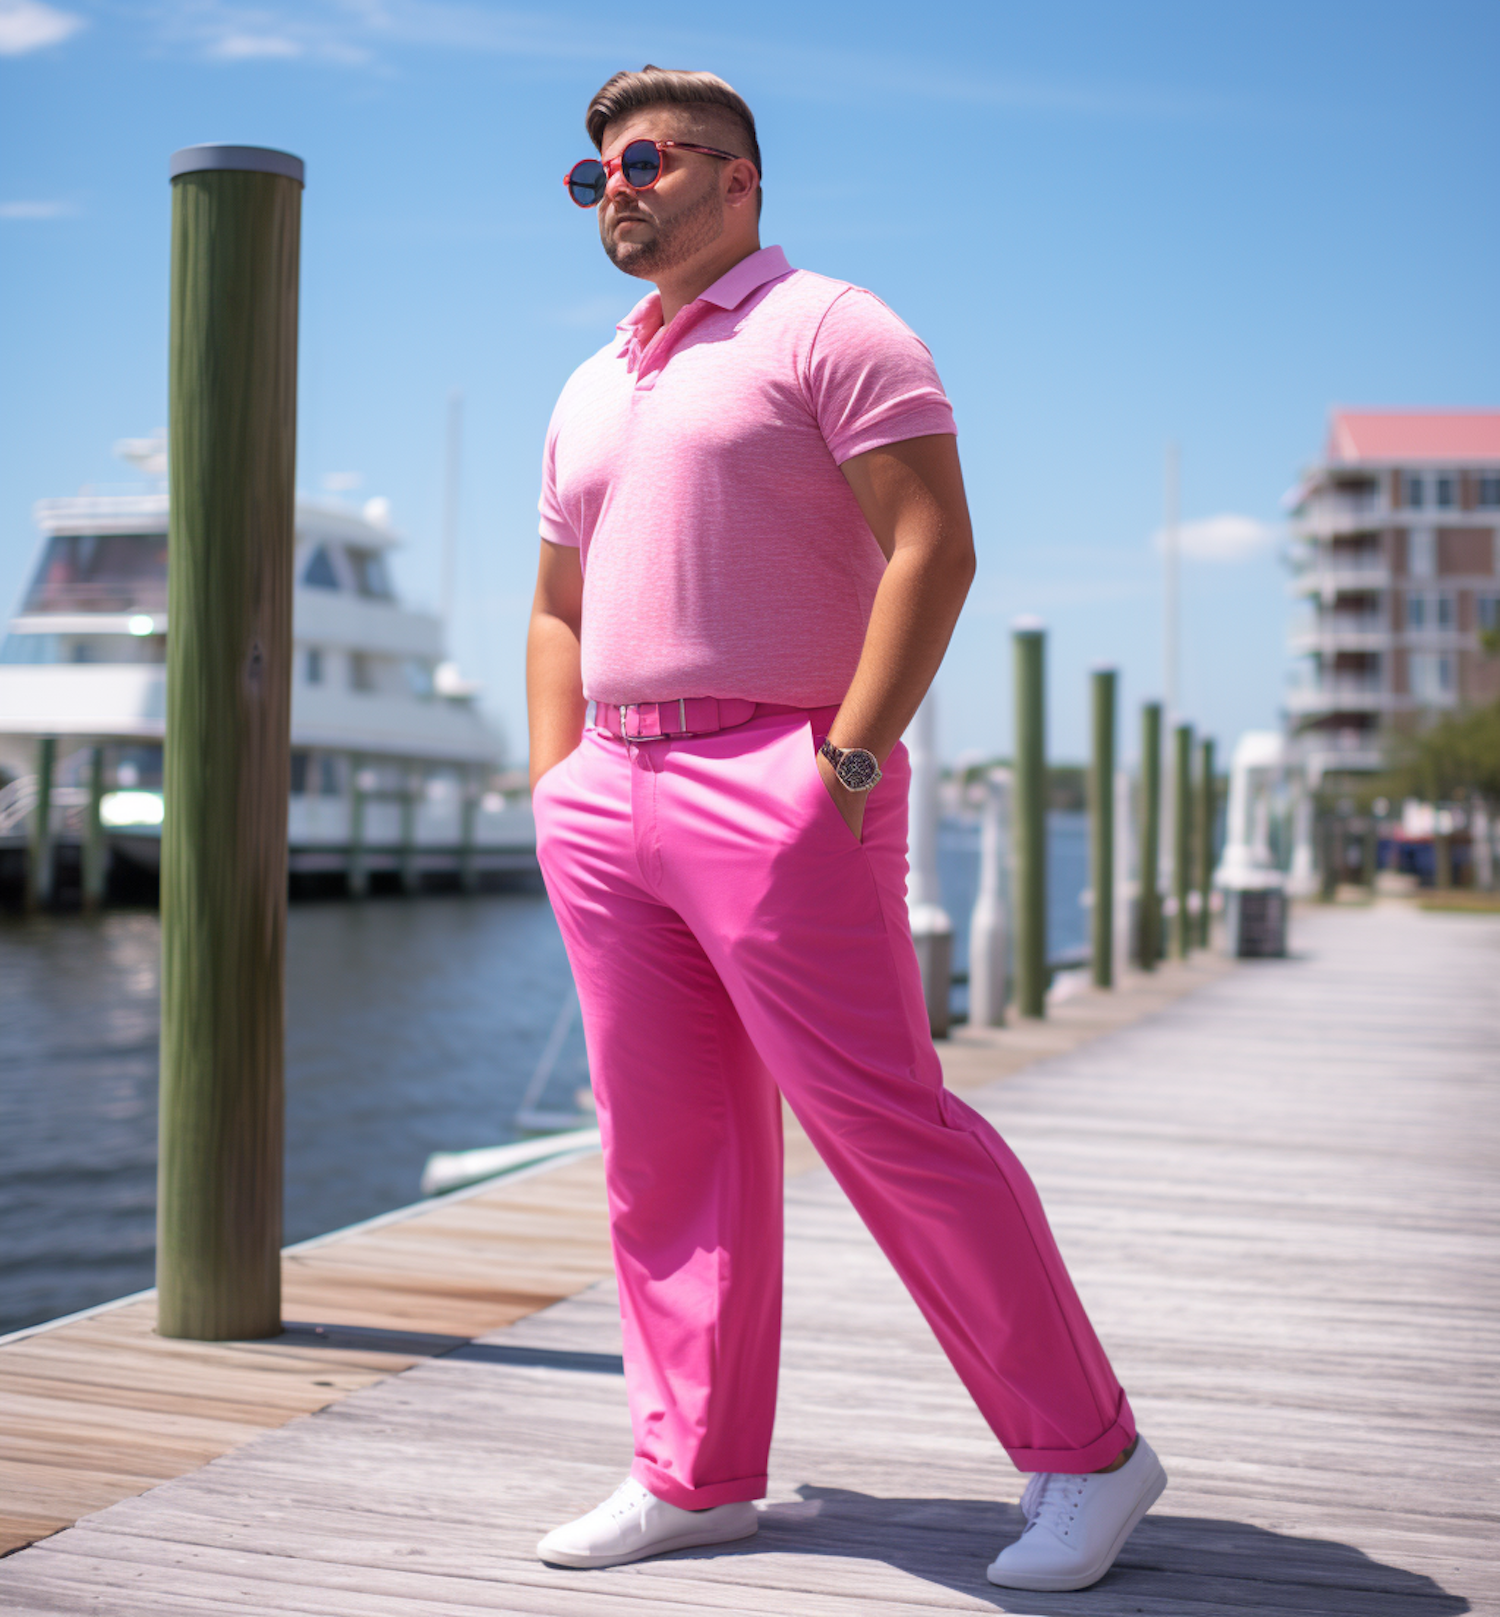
[
  {"xmin": 0, "ymin": 815, "xmax": 1088, "ymax": 1337},
  {"xmin": 0, "ymin": 894, "xmax": 575, "ymax": 1335}
]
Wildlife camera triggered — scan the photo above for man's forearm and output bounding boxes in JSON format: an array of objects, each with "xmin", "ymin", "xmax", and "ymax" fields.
[
  {"xmin": 828, "ymin": 539, "xmax": 975, "ymax": 763},
  {"xmin": 526, "ymin": 611, "xmax": 587, "ymax": 789}
]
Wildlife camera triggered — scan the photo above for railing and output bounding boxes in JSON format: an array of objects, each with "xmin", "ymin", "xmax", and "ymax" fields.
[
  {"xmin": 22, "ymin": 583, "xmax": 169, "ymax": 614},
  {"xmin": 1287, "ymin": 613, "xmax": 1389, "ymax": 652},
  {"xmin": 0, "ymin": 777, "xmax": 90, "ymax": 836},
  {"xmin": 1285, "ymin": 675, "xmax": 1392, "ymax": 714},
  {"xmin": 1293, "ymin": 497, "xmax": 1386, "ymax": 538},
  {"xmin": 0, "ymin": 776, "xmax": 37, "ymax": 836}
]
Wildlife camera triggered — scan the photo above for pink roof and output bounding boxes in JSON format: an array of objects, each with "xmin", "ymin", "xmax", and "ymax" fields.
[{"xmin": 1327, "ymin": 409, "xmax": 1500, "ymax": 464}]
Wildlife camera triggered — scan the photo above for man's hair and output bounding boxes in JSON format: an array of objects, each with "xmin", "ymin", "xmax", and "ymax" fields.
[{"xmin": 586, "ymin": 65, "xmax": 762, "ymax": 182}]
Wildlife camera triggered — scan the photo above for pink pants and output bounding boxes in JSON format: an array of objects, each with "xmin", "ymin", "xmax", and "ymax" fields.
[{"xmin": 532, "ymin": 706, "xmax": 1134, "ymax": 1509}]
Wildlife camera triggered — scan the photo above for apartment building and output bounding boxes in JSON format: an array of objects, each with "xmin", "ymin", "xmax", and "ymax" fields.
[{"xmin": 1284, "ymin": 409, "xmax": 1500, "ymax": 784}]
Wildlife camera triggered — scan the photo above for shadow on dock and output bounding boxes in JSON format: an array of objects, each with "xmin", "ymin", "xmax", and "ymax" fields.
[{"xmin": 739, "ymin": 1487, "xmax": 1472, "ymax": 1614}]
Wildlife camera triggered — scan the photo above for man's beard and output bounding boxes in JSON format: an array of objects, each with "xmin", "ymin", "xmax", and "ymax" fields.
[{"xmin": 603, "ymin": 179, "xmax": 723, "ymax": 278}]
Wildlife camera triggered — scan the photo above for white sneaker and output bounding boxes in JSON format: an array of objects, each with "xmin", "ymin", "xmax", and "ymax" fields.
[
  {"xmin": 536, "ymin": 1477, "xmax": 759, "ymax": 1569},
  {"xmin": 987, "ymin": 1436, "xmax": 1167, "ymax": 1592}
]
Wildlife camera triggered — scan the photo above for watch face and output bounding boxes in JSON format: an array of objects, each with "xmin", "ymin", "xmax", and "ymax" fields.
[{"xmin": 836, "ymin": 748, "xmax": 881, "ymax": 791}]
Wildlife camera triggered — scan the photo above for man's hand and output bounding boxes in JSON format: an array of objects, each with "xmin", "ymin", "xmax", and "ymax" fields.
[{"xmin": 816, "ymin": 749, "xmax": 868, "ymax": 842}]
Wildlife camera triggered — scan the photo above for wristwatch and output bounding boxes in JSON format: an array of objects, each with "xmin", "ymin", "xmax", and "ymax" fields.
[{"xmin": 819, "ymin": 739, "xmax": 883, "ymax": 792}]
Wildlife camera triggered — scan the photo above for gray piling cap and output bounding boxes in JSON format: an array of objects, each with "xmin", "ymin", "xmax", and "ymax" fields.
[{"xmin": 169, "ymin": 145, "xmax": 305, "ymax": 185}]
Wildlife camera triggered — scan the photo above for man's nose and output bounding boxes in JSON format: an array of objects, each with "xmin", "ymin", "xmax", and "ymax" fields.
[{"xmin": 603, "ymin": 162, "xmax": 636, "ymax": 203}]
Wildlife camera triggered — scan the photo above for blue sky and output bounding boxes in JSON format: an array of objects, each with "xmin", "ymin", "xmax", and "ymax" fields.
[{"xmin": 2, "ymin": 0, "xmax": 1496, "ymax": 765}]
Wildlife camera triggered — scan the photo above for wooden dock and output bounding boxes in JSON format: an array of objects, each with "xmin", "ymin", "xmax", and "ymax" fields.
[{"xmin": 1, "ymin": 899, "xmax": 1495, "ymax": 1613}]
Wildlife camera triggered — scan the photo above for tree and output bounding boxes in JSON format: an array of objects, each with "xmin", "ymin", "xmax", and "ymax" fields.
[{"xmin": 1381, "ymin": 699, "xmax": 1500, "ymax": 804}]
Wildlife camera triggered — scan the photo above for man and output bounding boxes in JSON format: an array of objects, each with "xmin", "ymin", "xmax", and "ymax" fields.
[{"xmin": 526, "ymin": 65, "xmax": 1166, "ymax": 1594}]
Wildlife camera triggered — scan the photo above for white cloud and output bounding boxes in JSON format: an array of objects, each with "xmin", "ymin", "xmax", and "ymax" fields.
[
  {"xmin": 209, "ymin": 31, "xmax": 303, "ymax": 59},
  {"xmin": 139, "ymin": 0, "xmax": 1258, "ymax": 125},
  {"xmin": 1153, "ymin": 513, "xmax": 1279, "ymax": 563},
  {"xmin": 0, "ymin": 0, "xmax": 83, "ymax": 54},
  {"xmin": 0, "ymin": 198, "xmax": 77, "ymax": 218}
]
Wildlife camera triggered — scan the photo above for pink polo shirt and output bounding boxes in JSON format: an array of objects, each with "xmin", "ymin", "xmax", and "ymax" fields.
[{"xmin": 537, "ymin": 245, "xmax": 957, "ymax": 708}]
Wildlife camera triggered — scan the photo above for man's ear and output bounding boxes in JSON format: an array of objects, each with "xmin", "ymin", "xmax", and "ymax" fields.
[{"xmin": 724, "ymin": 158, "xmax": 759, "ymax": 212}]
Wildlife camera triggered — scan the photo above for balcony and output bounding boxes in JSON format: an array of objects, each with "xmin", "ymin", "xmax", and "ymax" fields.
[
  {"xmin": 1291, "ymin": 492, "xmax": 1387, "ymax": 540},
  {"xmin": 1287, "ymin": 611, "xmax": 1390, "ymax": 655},
  {"xmin": 1290, "ymin": 728, "xmax": 1386, "ymax": 780},
  {"xmin": 1284, "ymin": 672, "xmax": 1395, "ymax": 716},
  {"xmin": 1288, "ymin": 552, "xmax": 1391, "ymax": 598}
]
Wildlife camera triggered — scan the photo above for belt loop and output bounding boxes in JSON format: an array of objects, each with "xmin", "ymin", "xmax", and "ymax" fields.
[{"xmin": 678, "ymin": 698, "xmax": 687, "ymax": 735}]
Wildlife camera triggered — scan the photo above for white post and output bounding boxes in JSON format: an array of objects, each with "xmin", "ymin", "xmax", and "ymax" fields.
[
  {"xmin": 905, "ymin": 689, "xmax": 953, "ymax": 1038},
  {"xmin": 1287, "ymin": 776, "xmax": 1317, "ymax": 897},
  {"xmin": 968, "ymin": 767, "xmax": 1011, "ymax": 1028},
  {"xmin": 1113, "ymin": 766, "xmax": 1134, "ymax": 980}
]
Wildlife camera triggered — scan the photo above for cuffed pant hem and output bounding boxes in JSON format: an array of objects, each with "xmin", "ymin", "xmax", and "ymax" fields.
[
  {"xmin": 1005, "ymin": 1392, "xmax": 1136, "ymax": 1475},
  {"xmin": 631, "ymin": 1458, "xmax": 767, "ymax": 1511}
]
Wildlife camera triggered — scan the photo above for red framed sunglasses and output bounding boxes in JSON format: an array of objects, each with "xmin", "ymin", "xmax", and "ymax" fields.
[{"xmin": 564, "ymin": 139, "xmax": 741, "ymax": 208}]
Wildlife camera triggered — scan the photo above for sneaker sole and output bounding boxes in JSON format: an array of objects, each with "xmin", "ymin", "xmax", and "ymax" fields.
[
  {"xmin": 986, "ymin": 1456, "xmax": 1167, "ymax": 1593},
  {"xmin": 538, "ymin": 1514, "xmax": 758, "ymax": 1570}
]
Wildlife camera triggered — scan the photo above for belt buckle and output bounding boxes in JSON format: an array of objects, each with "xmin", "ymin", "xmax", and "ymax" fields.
[
  {"xmin": 620, "ymin": 703, "xmax": 664, "ymax": 742},
  {"xmin": 619, "ymin": 699, "xmax": 689, "ymax": 742}
]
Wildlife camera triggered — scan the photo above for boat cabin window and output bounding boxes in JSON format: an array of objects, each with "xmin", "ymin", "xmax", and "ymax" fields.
[
  {"xmin": 290, "ymin": 751, "xmax": 310, "ymax": 796},
  {"xmin": 24, "ymin": 532, "xmax": 168, "ymax": 614},
  {"xmin": 301, "ymin": 546, "xmax": 341, "ymax": 590},
  {"xmin": 305, "ymin": 647, "xmax": 324, "ymax": 685},
  {"xmin": 0, "ymin": 631, "xmax": 164, "ymax": 665},
  {"xmin": 348, "ymin": 548, "xmax": 393, "ymax": 600},
  {"xmin": 349, "ymin": 651, "xmax": 378, "ymax": 692}
]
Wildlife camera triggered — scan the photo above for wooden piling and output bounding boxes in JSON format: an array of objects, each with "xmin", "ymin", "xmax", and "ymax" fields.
[
  {"xmin": 1089, "ymin": 668, "xmax": 1116, "ymax": 989},
  {"xmin": 157, "ymin": 144, "xmax": 303, "ymax": 1342},
  {"xmin": 1319, "ymin": 813, "xmax": 1339, "ymax": 901},
  {"xmin": 398, "ymin": 764, "xmax": 419, "ymax": 895},
  {"xmin": 1195, "ymin": 736, "xmax": 1215, "ymax": 948},
  {"xmin": 26, "ymin": 736, "xmax": 56, "ymax": 913},
  {"xmin": 1012, "ymin": 623, "xmax": 1047, "ymax": 1018},
  {"xmin": 347, "ymin": 755, "xmax": 369, "ymax": 898},
  {"xmin": 459, "ymin": 768, "xmax": 479, "ymax": 895},
  {"xmin": 1137, "ymin": 702, "xmax": 1162, "ymax": 970},
  {"xmin": 82, "ymin": 744, "xmax": 107, "ymax": 913},
  {"xmin": 1173, "ymin": 722, "xmax": 1193, "ymax": 958}
]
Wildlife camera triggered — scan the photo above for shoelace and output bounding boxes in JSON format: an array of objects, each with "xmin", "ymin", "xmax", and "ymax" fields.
[
  {"xmin": 602, "ymin": 1480, "xmax": 649, "ymax": 1521},
  {"xmin": 1022, "ymin": 1471, "xmax": 1089, "ymax": 1541}
]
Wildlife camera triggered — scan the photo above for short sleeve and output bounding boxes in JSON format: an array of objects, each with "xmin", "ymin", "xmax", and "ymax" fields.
[
  {"xmin": 537, "ymin": 405, "xmax": 580, "ymax": 547},
  {"xmin": 803, "ymin": 288, "xmax": 957, "ymax": 466}
]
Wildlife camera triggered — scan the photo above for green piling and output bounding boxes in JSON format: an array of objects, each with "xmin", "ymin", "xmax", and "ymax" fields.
[
  {"xmin": 459, "ymin": 768, "xmax": 479, "ymax": 895},
  {"xmin": 1195, "ymin": 737, "xmax": 1215, "ymax": 948},
  {"xmin": 26, "ymin": 736, "xmax": 56, "ymax": 912},
  {"xmin": 83, "ymin": 744, "xmax": 107, "ymax": 913},
  {"xmin": 1319, "ymin": 813, "xmax": 1339, "ymax": 901},
  {"xmin": 1173, "ymin": 722, "xmax": 1193, "ymax": 958},
  {"xmin": 156, "ymin": 144, "xmax": 303, "ymax": 1342},
  {"xmin": 1089, "ymin": 668, "xmax": 1116, "ymax": 989},
  {"xmin": 1137, "ymin": 703, "xmax": 1162, "ymax": 970},
  {"xmin": 348, "ymin": 755, "xmax": 369, "ymax": 898},
  {"xmin": 398, "ymin": 763, "xmax": 419, "ymax": 895},
  {"xmin": 1013, "ymin": 623, "xmax": 1047, "ymax": 1018}
]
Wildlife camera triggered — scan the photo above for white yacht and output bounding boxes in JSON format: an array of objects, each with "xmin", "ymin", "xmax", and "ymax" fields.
[{"xmin": 0, "ymin": 456, "xmax": 535, "ymax": 894}]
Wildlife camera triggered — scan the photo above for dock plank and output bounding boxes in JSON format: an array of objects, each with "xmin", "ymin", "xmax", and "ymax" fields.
[{"xmin": 2, "ymin": 901, "xmax": 1495, "ymax": 1612}]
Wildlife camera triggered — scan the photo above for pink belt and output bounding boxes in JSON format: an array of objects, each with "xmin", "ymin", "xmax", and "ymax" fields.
[{"xmin": 594, "ymin": 697, "xmax": 808, "ymax": 742}]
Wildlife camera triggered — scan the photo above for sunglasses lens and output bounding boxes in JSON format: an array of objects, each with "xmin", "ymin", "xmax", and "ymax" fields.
[
  {"xmin": 567, "ymin": 160, "xmax": 605, "ymax": 207},
  {"xmin": 620, "ymin": 140, "xmax": 662, "ymax": 189}
]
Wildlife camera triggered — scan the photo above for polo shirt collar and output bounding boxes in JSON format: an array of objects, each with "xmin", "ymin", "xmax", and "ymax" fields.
[
  {"xmin": 697, "ymin": 244, "xmax": 793, "ymax": 310},
  {"xmin": 614, "ymin": 244, "xmax": 794, "ymax": 359}
]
